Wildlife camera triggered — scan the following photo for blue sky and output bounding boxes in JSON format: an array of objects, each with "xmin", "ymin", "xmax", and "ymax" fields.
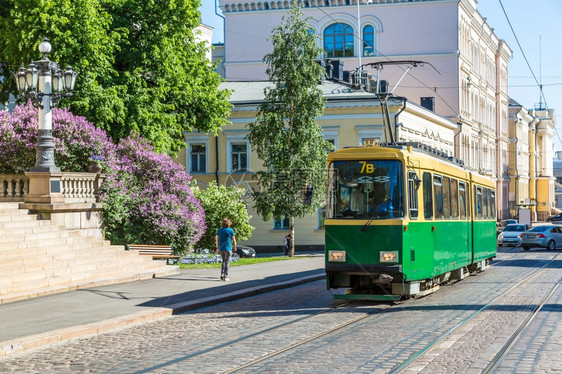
[{"xmin": 199, "ymin": 0, "xmax": 562, "ymax": 149}]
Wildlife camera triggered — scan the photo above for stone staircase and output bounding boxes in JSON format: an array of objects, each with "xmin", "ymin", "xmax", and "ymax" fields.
[{"xmin": 0, "ymin": 202, "xmax": 179, "ymax": 304}]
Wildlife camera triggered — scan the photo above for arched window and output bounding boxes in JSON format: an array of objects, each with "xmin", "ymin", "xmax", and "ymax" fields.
[
  {"xmin": 324, "ymin": 23, "xmax": 354, "ymax": 57},
  {"xmin": 363, "ymin": 25, "xmax": 374, "ymax": 56}
]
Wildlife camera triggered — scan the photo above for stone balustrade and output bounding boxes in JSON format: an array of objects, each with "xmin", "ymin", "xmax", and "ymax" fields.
[
  {"xmin": 0, "ymin": 173, "xmax": 103, "ymax": 203},
  {"xmin": 60, "ymin": 173, "xmax": 103, "ymax": 203},
  {"xmin": 0, "ymin": 174, "xmax": 29, "ymax": 201}
]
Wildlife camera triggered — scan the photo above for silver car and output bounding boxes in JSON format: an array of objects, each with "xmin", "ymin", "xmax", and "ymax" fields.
[
  {"xmin": 520, "ymin": 225, "xmax": 562, "ymax": 251},
  {"xmin": 497, "ymin": 224, "xmax": 529, "ymax": 247}
]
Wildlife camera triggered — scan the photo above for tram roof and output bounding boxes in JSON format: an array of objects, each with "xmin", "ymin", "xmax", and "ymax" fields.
[{"xmin": 328, "ymin": 142, "xmax": 495, "ymax": 188}]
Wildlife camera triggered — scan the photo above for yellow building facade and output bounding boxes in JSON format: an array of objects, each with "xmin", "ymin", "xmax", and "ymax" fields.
[
  {"xmin": 178, "ymin": 80, "xmax": 457, "ymax": 250},
  {"xmin": 508, "ymin": 101, "xmax": 556, "ymax": 221}
]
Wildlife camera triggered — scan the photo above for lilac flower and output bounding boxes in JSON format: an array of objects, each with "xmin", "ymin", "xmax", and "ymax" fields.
[{"xmin": 0, "ymin": 103, "xmax": 206, "ymax": 253}]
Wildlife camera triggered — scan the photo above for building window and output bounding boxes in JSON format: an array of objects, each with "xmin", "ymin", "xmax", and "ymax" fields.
[
  {"xmin": 273, "ymin": 217, "xmax": 289, "ymax": 230},
  {"xmin": 190, "ymin": 144, "xmax": 206, "ymax": 173},
  {"xmin": 324, "ymin": 23, "xmax": 354, "ymax": 57},
  {"xmin": 318, "ymin": 207, "xmax": 326, "ymax": 229},
  {"xmin": 326, "ymin": 139, "xmax": 336, "ymax": 152},
  {"xmin": 361, "ymin": 137, "xmax": 379, "ymax": 147},
  {"xmin": 231, "ymin": 143, "xmax": 247, "ymax": 171},
  {"xmin": 186, "ymin": 137, "xmax": 209, "ymax": 174},
  {"xmin": 363, "ymin": 25, "xmax": 374, "ymax": 56},
  {"xmin": 421, "ymin": 97, "xmax": 435, "ymax": 112},
  {"xmin": 357, "ymin": 128, "xmax": 382, "ymax": 147},
  {"xmin": 323, "ymin": 128, "xmax": 339, "ymax": 152},
  {"xmin": 226, "ymin": 134, "xmax": 250, "ymax": 172}
]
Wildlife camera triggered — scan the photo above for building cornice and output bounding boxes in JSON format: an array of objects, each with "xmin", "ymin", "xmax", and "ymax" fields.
[{"xmin": 220, "ymin": 0, "xmax": 458, "ymax": 14}]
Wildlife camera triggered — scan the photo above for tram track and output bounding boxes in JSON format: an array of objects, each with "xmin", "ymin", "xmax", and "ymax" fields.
[
  {"xmin": 481, "ymin": 276, "xmax": 561, "ymax": 373},
  {"xmin": 133, "ymin": 250, "xmax": 545, "ymax": 373},
  {"xmin": 127, "ymin": 249, "xmax": 551, "ymax": 374},
  {"xmin": 133, "ymin": 300, "xmax": 392, "ymax": 373},
  {"xmin": 222, "ymin": 302, "xmax": 394, "ymax": 374},
  {"xmin": 389, "ymin": 251, "xmax": 561, "ymax": 374},
  {"xmin": 217, "ymin": 251, "xmax": 547, "ymax": 374}
]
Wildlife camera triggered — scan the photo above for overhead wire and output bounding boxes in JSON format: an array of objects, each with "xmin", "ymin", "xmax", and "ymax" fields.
[
  {"xmin": 497, "ymin": 0, "xmax": 562, "ymax": 145},
  {"xmin": 498, "ymin": 0, "xmax": 548, "ymax": 109}
]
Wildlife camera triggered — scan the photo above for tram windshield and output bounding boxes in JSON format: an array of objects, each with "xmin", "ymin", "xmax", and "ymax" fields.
[{"xmin": 327, "ymin": 160, "xmax": 404, "ymax": 219}]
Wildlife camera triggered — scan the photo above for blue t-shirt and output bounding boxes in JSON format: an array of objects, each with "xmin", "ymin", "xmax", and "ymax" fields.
[{"xmin": 217, "ymin": 227, "xmax": 235, "ymax": 251}]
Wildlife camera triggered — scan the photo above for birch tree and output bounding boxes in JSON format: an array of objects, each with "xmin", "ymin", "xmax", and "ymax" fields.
[{"xmin": 249, "ymin": 3, "xmax": 329, "ymax": 256}]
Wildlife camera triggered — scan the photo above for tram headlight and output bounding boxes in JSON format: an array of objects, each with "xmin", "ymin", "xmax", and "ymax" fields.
[
  {"xmin": 329, "ymin": 250, "xmax": 346, "ymax": 262},
  {"xmin": 380, "ymin": 251, "xmax": 398, "ymax": 263}
]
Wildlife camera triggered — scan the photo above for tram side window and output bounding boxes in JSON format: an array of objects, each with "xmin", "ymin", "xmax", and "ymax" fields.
[
  {"xmin": 475, "ymin": 186, "xmax": 483, "ymax": 219},
  {"xmin": 423, "ymin": 172, "xmax": 433, "ymax": 219},
  {"xmin": 443, "ymin": 176, "xmax": 451, "ymax": 219},
  {"xmin": 490, "ymin": 190, "xmax": 496, "ymax": 219},
  {"xmin": 459, "ymin": 182, "xmax": 466, "ymax": 219},
  {"xmin": 434, "ymin": 175, "xmax": 444, "ymax": 219},
  {"xmin": 484, "ymin": 188, "xmax": 491, "ymax": 218},
  {"xmin": 408, "ymin": 171, "xmax": 419, "ymax": 219},
  {"xmin": 451, "ymin": 179, "xmax": 459, "ymax": 218}
]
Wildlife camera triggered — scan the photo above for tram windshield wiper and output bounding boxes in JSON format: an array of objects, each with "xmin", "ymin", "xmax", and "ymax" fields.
[{"xmin": 360, "ymin": 199, "xmax": 391, "ymax": 232}]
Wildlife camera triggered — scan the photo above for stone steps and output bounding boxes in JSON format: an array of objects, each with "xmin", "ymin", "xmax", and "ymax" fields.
[{"xmin": 0, "ymin": 205, "xmax": 179, "ymax": 304}]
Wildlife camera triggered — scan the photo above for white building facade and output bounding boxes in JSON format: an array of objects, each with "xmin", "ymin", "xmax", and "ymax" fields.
[{"xmin": 217, "ymin": 0, "xmax": 512, "ymax": 217}]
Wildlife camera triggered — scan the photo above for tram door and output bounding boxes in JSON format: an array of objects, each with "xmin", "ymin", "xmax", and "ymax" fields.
[
  {"xmin": 459, "ymin": 181, "xmax": 471, "ymax": 263},
  {"xmin": 418, "ymin": 172, "xmax": 435, "ymax": 277}
]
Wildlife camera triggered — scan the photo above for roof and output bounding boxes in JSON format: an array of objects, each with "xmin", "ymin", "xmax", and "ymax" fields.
[{"xmin": 220, "ymin": 80, "xmax": 377, "ymax": 104}]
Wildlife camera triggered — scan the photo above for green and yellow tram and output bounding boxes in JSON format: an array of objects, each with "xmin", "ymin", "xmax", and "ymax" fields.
[{"xmin": 325, "ymin": 142, "xmax": 496, "ymax": 300}]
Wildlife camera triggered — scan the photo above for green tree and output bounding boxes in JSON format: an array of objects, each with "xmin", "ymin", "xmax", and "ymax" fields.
[
  {"xmin": 0, "ymin": 0, "xmax": 230, "ymax": 156},
  {"xmin": 0, "ymin": 0, "xmax": 123, "ymax": 127},
  {"xmin": 193, "ymin": 181, "xmax": 254, "ymax": 250},
  {"xmin": 248, "ymin": 3, "xmax": 329, "ymax": 257}
]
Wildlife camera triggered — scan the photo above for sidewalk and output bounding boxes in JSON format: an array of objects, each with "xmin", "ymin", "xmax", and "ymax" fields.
[{"xmin": 0, "ymin": 254, "xmax": 325, "ymax": 357}]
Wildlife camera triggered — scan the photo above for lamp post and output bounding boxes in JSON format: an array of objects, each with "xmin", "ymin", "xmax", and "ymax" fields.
[{"xmin": 14, "ymin": 38, "xmax": 77, "ymax": 172}]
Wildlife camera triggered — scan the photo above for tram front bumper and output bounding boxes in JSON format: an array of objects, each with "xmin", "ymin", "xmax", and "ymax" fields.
[{"xmin": 325, "ymin": 264, "xmax": 402, "ymax": 273}]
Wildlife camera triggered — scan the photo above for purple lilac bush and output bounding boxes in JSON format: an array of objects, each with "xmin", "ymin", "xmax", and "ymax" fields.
[
  {"xmin": 101, "ymin": 135, "xmax": 205, "ymax": 251},
  {"xmin": 0, "ymin": 102, "xmax": 116, "ymax": 173},
  {"xmin": 0, "ymin": 103, "xmax": 205, "ymax": 253},
  {"xmin": 0, "ymin": 103, "xmax": 39, "ymax": 174}
]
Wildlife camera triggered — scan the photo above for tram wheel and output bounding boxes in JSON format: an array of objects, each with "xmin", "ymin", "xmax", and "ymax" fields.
[
  {"xmin": 523, "ymin": 246, "xmax": 530, "ymax": 251},
  {"xmin": 547, "ymin": 240, "xmax": 556, "ymax": 250}
]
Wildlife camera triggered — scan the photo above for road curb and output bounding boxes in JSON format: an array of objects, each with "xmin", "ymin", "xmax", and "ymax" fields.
[{"xmin": 0, "ymin": 273, "xmax": 325, "ymax": 358}]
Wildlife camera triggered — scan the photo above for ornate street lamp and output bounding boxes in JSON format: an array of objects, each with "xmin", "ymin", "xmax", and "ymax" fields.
[{"xmin": 14, "ymin": 38, "xmax": 77, "ymax": 172}]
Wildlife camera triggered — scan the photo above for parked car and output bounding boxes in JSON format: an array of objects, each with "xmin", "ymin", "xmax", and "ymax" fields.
[
  {"xmin": 546, "ymin": 213, "xmax": 562, "ymax": 222},
  {"xmin": 497, "ymin": 224, "xmax": 529, "ymax": 247},
  {"xmin": 496, "ymin": 219, "xmax": 518, "ymax": 235},
  {"xmin": 236, "ymin": 245, "xmax": 256, "ymax": 258},
  {"xmin": 519, "ymin": 225, "xmax": 562, "ymax": 251}
]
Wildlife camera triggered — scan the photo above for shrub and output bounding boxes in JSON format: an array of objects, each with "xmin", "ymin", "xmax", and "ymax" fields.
[
  {"xmin": 101, "ymin": 135, "xmax": 206, "ymax": 254},
  {"xmin": 0, "ymin": 102, "xmax": 116, "ymax": 173},
  {"xmin": 193, "ymin": 181, "xmax": 254, "ymax": 250}
]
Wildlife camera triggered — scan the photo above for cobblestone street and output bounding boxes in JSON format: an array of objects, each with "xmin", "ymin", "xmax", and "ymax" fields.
[{"xmin": 0, "ymin": 248, "xmax": 559, "ymax": 373}]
